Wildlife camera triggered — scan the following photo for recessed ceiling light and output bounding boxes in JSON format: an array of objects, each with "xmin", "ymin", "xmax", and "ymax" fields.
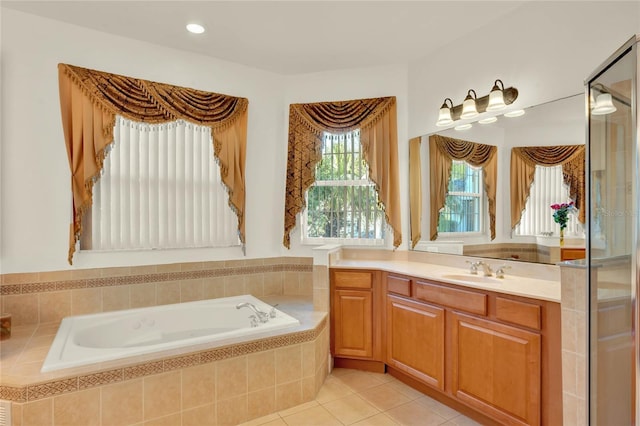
[
  {"xmin": 186, "ymin": 23, "xmax": 205, "ymax": 34},
  {"xmin": 504, "ymin": 109, "xmax": 525, "ymax": 118}
]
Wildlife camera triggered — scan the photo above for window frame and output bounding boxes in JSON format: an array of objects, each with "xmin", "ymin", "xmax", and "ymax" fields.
[
  {"xmin": 436, "ymin": 160, "xmax": 487, "ymax": 239},
  {"xmin": 301, "ymin": 130, "xmax": 386, "ymax": 247}
]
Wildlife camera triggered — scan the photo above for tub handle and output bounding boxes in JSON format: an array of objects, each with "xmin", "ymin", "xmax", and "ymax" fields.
[
  {"xmin": 249, "ymin": 315, "xmax": 259, "ymax": 328},
  {"xmin": 269, "ymin": 304, "xmax": 279, "ymax": 319}
]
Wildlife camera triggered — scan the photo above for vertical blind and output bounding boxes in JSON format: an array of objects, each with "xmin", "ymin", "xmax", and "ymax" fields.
[
  {"xmin": 89, "ymin": 116, "xmax": 239, "ymax": 250},
  {"xmin": 515, "ymin": 165, "xmax": 580, "ymax": 236}
]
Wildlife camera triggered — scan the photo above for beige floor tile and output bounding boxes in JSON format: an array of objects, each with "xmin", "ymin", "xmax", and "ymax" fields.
[
  {"xmin": 358, "ymin": 382, "xmax": 412, "ymax": 411},
  {"xmin": 385, "ymin": 401, "xmax": 447, "ymax": 426},
  {"xmin": 257, "ymin": 419, "xmax": 288, "ymax": 426},
  {"xmin": 446, "ymin": 414, "xmax": 483, "ymax": 426},
  {"xmin": 334, "ymin": 370, "xmax": 387, "ymax": 393},
  {"xmin": 282, "ymin": 405, "xmax": 342, "ymax": 426},
  {"xmin": 352, "ymin": 413, "xmax": 400, "ymax": 426},
  {"xmin": 384, "ymin": 379, "xmax": 426, "ymax": 400},
  {"xmin": 322, "ymin": 393, "xmax": 380, "ymax": 425},
  {"xmin": 416, "ymin": 396, "xmax": 461, "ymax": 420},
  {"xmin": 315, "ymin": 377, "xmax": 355, "ymax": 403}
]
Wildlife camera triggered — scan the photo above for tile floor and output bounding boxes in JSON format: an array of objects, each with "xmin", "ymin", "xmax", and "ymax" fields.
[{"xmin": 239, "ymin": 368, "xmax": 482, "ymax": 426}]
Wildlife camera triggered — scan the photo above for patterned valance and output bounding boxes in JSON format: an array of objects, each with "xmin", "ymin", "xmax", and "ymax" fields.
[
  {"xmin": 511, "ymin": 145, "xmax": 585, "ymax": 229},
  {"xmin": 283, "ymin": 96, "xmax": 401, "ymax": 248},
  {"xmin": 429, "ymin": 135, "xmax": 498, "ymax": 240},
  {"xmin": 58, "ymin": 63, "xmax": 249, "ymax": 264}
]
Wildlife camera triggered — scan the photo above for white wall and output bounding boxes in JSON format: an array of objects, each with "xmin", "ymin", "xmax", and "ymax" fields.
[
  {"xmin": 408, "ymin": 1, "xmax": 640, "ymax": 138},
  {"xmin": 2, "ymin": 2, "xmax": 639, "ymax": 273},
  {"xmin": 282, "ymin": 64, "xmax": 410, "ymax": 257},
  {"xmin": 0, "ymin": 9, "xmax": 286, "ymax": 273},
  {"xmin": 409, "ymin": 1, "xmax": 639, "ymax": 246}
]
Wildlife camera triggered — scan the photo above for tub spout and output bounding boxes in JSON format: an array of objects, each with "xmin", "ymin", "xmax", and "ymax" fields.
[{"xmin": 236, "ymin": 302, "xmax": 269, "ymax": 323}]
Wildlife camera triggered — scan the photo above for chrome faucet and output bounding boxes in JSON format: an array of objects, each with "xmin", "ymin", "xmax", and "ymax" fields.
[
  {"xmin": 465, "ymin": 260, "xmax": 481, "ymax": 275},
  {"xmin": 477, "ymin": 261, "xmax": 493, "ymax": 277},
  {"xmin": 495, "ymin": 265, "xmax": 511, "ymax": 279},
  {"xmin": 236, "ymin": 302, "xmax": 270, "ymax": 323}
]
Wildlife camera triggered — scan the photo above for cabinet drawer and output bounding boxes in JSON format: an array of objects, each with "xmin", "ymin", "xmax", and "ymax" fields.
[
  {"xmin": 387, "ymin": 275, "xmax": 411, "ymax": 296},
  {"xmin": 334, "ymin": 271, "xmax": 372, "ymax": 289},
  {"xmin": 496, "ymin": 297, "xmax": 541, "ymax": 330},
  {"xmin": 415, "ymin": 281, "xmax": 487, "ymax": 316}
]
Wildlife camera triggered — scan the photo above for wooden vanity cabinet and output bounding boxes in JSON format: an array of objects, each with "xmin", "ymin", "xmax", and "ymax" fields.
[
  {"xmin": 386, "ymin": 295, "xmax": 445, "ymax": 390},
  {"xmin": 384, "ymin": 273, "xmax": 561, "ymax": 426},
  {"xmin": 330, "ymin": 269, "xmax": 384, "ymax": 371}
]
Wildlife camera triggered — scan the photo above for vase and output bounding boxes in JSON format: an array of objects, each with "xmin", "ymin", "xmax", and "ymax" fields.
[{"xmin": 560, "ymin": 228, "xmax": 564, "ymax": 247}]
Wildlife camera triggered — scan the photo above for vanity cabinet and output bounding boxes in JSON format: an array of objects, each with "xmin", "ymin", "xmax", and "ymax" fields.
[
  {"xmin": 451, "ymin": 312, "xmax": 541, "ymax": 426},
  {"xmin": 384, "ymin": 273, "xmax": 561, "ymax": 426},
  {"xmin": 386, "ymin": 295, "xmax": 445, "ymax": 390},
  {"xmin": 330, "ymin": 269, "xmax": 384, "ymax": 371}
]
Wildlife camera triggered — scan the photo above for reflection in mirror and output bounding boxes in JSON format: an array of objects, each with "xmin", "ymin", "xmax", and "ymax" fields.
[{"xmin": 410, "ymin": 94, "xmax": 586, "ymax": 264}]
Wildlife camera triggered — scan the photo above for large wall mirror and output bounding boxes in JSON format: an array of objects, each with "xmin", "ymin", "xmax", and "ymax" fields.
[{"xmin": 410, "ymin": 94, "xmax": 585, "ymax": 265}]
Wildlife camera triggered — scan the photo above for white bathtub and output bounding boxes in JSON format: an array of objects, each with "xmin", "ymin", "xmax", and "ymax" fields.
[{"xmin": 41, "ymin": 295, "xmax": 300, "ymax": 372}]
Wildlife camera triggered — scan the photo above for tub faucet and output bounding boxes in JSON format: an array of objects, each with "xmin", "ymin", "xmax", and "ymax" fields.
[{"xmin": 236, "ymin": 302, "xmax": 270, "ymax": 323}]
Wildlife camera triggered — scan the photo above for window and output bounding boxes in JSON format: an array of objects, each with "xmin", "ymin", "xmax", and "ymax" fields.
[
  {"xmin": 303, "ymin": 130, "xmax": 385, "ymax": 244},
  {"xmin": 82, "ymin": 116, "xmax": 239, "ymax": 251},
  {"xmin": 515, "ymin": 165, "xmax": 581, "ymax": 236},
  {"xmin": 437, "ymin": 160, "xmax": 483, "ymax": 234}
]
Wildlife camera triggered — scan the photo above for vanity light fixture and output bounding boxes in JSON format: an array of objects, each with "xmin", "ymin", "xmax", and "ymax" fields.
[
  {"xmin": 504, "ymin": 109, "xmax": 525, "ymax": 118},
  {"xmin": 454, "ymin": 123, "xmax": 473, "ymax": 131},
  {"xmin": 478, "ymin": 116, "xmax": 498, "ymax": 124},
  {"xmin": 436, "ymin": 98, "xmax": 455, "ymax": 127},
  {"xmin": 186, "ymin": 23, "xmax": 205, "ymax": 34},
  {"xmin": 486, "ymin": 79, "xmax": 507, "ymax": 111},
  {"xmin": 434, "ymin": 79, "xmax": 518, "ymax": 127},
  {"xmin": 461, "ymin": 90, "xmax": 479, "ymax": 119},
  {"xmin": 591, "ymin": 93, "xmax": 617, "ymax": 115}
]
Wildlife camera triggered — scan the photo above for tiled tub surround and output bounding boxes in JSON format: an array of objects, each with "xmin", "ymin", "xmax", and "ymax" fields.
[
  {"xmin": 1, "ymin": 296, "xmax": 329, "ymax": 426},
  {"xmin": 0, "ymin": 258, "xmax": 313, "ymax": 327}
]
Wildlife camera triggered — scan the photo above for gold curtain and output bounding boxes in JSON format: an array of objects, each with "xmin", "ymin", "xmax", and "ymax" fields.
[
  {"xmin": 510, "ymin": 145, "xmax": 585, "ymax": 229},
  {"xmin": 409, "ymin": 137, "xmax": 422, "ymax": 249},
  {"xmin": 58, "ymin": 63, "xmax": 249, "ymax": 264},
  {"xmin": 283, "ymin": 96, "xmax": 401, "ymax": 248},
  {"xmin": 429, "ymin": 135, "xmax": 498, "ymax": 241}
]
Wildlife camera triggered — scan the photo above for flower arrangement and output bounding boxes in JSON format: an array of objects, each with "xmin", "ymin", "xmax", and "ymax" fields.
[{"xmin": 550, "ymin": 201, "xmax": 575, "ymax": 230}]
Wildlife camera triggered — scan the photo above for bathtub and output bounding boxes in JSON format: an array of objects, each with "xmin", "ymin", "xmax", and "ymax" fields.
[{"xmin": 41, "ymin": 294, "xmax": 300, "ymax": 372}]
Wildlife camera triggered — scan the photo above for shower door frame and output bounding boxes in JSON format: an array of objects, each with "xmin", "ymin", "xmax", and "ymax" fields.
[{"xmin": 585, "ymin": 34, "xmax": 639, "ymax": 425}]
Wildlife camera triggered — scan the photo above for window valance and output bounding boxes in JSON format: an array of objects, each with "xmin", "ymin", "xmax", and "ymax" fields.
[
  {"xmin": 429, "ymin": 135, "xmax": 498, "ymax": 241},
  {"xmin": 58, "ymin": 63, "xmax": 249, "ymax": 264},
  {"xmin": 510, "ymin": 145, "xmax": 585, "ymax": 229},
  {"xmin": 283, "ymin": 96, "xmax": 401, "ymax": 248}
]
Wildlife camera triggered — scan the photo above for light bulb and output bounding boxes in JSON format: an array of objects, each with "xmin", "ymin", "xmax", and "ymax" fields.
[{"xmin": 186, "ymin": 23, "xmax": 205, "ymax": 34}]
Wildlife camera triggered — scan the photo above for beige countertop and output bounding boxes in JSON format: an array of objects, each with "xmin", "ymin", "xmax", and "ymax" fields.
[{"xmin": 331, "ymin": 259, "xmax": 561, "ymax": 303}]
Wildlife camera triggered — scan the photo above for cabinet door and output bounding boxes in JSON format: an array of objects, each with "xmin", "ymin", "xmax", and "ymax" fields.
[
  {"xmin": 386, "ymin": 295, "xmax": 445, "ymax": 390},
  {"xmin": 451, "ymin": 312, "xmax": 541, "ymax": 426},
  {"xmin": 333, "ymin": 289, "xmax": 373, "ymax": 358}
]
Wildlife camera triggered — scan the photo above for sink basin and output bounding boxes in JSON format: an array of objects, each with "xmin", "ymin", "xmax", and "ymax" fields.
[{"xmin": 440, "ymin": 274, "xmax": 502, "ymax": 283}]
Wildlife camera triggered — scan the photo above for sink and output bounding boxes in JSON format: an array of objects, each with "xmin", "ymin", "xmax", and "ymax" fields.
[{"xmin": 440, "ymin": 274, "xmax": 502, "ymax": 283}]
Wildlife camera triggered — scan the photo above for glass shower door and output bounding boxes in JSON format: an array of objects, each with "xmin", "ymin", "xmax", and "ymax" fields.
[{"xmin": 587, "ymin": 39, "xmax": 636, "ymax": 425}]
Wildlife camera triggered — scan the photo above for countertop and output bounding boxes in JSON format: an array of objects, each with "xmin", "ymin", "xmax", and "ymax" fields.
[{"xmin": 331, "ymin": 259, "xmax": 561, "ymax": 303}]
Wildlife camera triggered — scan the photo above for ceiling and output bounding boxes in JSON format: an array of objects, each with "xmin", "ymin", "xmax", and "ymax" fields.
[{"xmin": 1, "ymin": 1, "xmax": 527, "ymax": 75}]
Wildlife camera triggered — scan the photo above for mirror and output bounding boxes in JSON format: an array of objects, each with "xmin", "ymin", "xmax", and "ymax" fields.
[{"xmin": 411, "ymin": 94, "xmax": 585, "ymax": 264}]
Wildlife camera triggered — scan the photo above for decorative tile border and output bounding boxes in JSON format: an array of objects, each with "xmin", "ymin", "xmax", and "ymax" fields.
[
  {"xmin": 0, "ymin": 263, "xmax": 313, "ymax": 296},
  {"xmin": 0, "ymin": 316, "xmax": 326, "ymax": 402}
]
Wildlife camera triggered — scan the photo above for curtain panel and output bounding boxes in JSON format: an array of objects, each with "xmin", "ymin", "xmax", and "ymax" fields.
[
  {"xmin": 510, "ymin": 145, "xmax": 585, "ymax": 229},
  {"xmin": 283, "ymin": 96, "xmax": 401, "ymax": 249},
  {"xmin": 409, "ymin": 137, "xmax": 422, "ymax": 249},
  {"xmin": 429, "ymin": 135, "xmax": 498, "ymax": 241},
  {"xmin": 58, "ymin": 63, "xmax": 249, "ymax": 264}
]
